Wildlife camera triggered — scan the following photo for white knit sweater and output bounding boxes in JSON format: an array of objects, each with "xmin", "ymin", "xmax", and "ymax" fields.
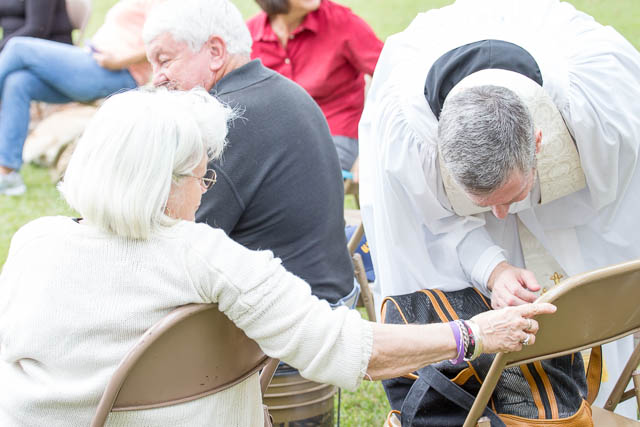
[{"xmin": 0, "ymin": 217, "xmax": 373, "ymax": 426}]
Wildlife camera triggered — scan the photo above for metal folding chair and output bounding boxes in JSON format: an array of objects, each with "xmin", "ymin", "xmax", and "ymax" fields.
[
  {"xmin": 91, "ymin": 303, "xmax": 278, "ymax": 427},
  {"xmin": 463, "ymin": 259, "xmax": 640, "ymax": 426}
]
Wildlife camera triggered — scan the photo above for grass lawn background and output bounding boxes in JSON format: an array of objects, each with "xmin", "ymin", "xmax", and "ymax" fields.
[{"xmin": 0, "ymin": 0, "xmax": 638, "ymax": 424}]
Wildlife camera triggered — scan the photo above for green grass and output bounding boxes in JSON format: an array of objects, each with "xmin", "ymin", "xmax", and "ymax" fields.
[
  {"xmin": 332, "ymin": 307, "xmax": 390, "ymax": 425},
  {"xmin": 570, "ymin": 0, "xmax": 640, "ymax": 48},
  {"xmin": 1, "ymin": 0, "xmax": 639, "ymax": 425},
  {"xmin": 0, "ymin": 165, "xmax": 76, "ymax": 262}
]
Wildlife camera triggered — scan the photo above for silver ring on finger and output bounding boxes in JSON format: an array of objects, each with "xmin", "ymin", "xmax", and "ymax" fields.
[
  {"xmin": 526, "ymin": 318, "xmax": 533, "ymax": 331},
  {"xmin": 521, "ymin": 334, "xmax": 531, "ymax": 346}
]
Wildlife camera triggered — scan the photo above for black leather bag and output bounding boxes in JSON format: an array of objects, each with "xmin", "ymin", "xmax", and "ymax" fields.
[{"xmin": 381, "ymin": 288, "xmax": 596, "ymax": 426}]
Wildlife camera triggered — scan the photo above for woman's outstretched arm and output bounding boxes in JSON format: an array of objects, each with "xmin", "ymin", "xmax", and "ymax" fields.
[{"xmin": 366, "ymin": 302, "xmax": 556, "ymax": 380}]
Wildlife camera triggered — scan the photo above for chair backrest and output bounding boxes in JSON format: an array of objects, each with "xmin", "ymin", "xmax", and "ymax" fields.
[
  {"xmin": 65, "ymin": 0, "xmax": 91, "ymax": 42},
  {"xmin": 91, "ymin": 303, "xmax": 270, "ymax": 427},
  {"xmin": 463, "ymin": 259, "xmax": 640, "ymax": 427}
]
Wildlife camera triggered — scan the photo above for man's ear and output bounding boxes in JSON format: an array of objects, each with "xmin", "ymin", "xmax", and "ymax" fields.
[
  {"xmin": 206, "ymin": 35, "xmax": 227, "ymax": 72},
  {"xmin": 534, "ymin": 129, "xmax": 542, "ymax": 154}
]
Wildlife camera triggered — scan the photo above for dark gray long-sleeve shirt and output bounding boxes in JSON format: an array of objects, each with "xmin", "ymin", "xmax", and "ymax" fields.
[{"xmin": 196, "ymin": 60, "xmax": 353, "ymax": 303}]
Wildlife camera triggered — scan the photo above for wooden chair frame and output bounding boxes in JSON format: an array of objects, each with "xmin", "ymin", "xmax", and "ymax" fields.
[{"xmin": 345, "ymin": 212, "xmax": 376, "ymax": 321}]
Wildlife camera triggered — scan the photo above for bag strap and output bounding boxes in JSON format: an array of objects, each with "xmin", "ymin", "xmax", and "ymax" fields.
[
  {"xmin": 586, "ymin": 346, "xmax": 603, "ymax": 404},
  {"xmin": 401, "ymin": 365, "xmax": 506, "ymax": 427},
  {"xmin": 380, "ymin": 296, "xmax": 409, "ymax": 325},
  {"xmin": 419, "ymin": 289, "xmax": 454, "ymax": 322},
  {"xmin": 471, "ymin": 287, "xmax": 492, "ymax": 309}
]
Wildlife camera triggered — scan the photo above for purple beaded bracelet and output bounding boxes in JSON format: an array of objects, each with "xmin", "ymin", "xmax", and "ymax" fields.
[{"xmin": 448, "ymin": 321, "xmax": 465, "ymax": 364}]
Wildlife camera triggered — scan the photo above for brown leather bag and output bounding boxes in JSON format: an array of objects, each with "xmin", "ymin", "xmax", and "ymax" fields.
[
  {"xmin": 381, "ymin": 288, "xmax": 599, "ymax": 426},
  {"xmin": 500, "ymin": 399, "xmax": 592, "ymax": 426}
]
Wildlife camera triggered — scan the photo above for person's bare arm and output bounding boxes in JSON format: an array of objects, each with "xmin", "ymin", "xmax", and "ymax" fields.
[
  {"xmin": 365, "ymin": 302, "xmax": 555, "ymax": 380},
  {"xmin": 93, "ymin": 50, "xmax": 147, "ymax": 70},
  {"xmin": 366, "ymin": 322, "xmax": 456, "ymax": 380}
]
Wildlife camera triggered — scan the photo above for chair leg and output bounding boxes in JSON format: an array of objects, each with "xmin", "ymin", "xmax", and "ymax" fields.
[
  {"xmin": 605, "ymin": 343, "xmax": 640, "ymax": 411},
  {"xmin": 347, "ymin": 222, "xmax": 365, "ymax": 255},
  {"xmin": 463, "ymin": 357, "xmax": 507, "ymax": 427},
  {"xmin": 353, "ymin": 254, "xmax": 376, "ymax": 321},
  {"xmin": 633, "ymin": 370, "xmax": 640, "ymax": 411},
  {"xmin": 259, "ymin": 358, "xmax": 280, "ymax": 396},
  {"xmin": 360, "ymin": 279, "xmax": 376, "ymax": 322}
]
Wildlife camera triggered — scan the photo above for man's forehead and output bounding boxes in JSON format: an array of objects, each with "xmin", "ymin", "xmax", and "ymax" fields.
[
  {"xmin": 148, "ymin": 32, "xmax": 184, "ymax": 55},
  {"xmin": 469, "ymin": 169, "xmax": 533, "ymax": 206}
]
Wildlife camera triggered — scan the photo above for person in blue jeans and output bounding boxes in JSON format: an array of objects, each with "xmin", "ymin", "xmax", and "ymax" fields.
[{"xmin": 0, "ymin": 0, "xmax": 161, "ymax": 196}]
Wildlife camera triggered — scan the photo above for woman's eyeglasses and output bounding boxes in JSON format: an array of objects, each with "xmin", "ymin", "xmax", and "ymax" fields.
[{"xmin": 179, "ymin": 168, "xmax": 217, "ymax": 191}]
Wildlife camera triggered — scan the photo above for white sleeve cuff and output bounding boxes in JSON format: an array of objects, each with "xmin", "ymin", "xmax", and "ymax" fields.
[
  {"xmin": 470, "ymin": 247, "xmax": 506, "ymax": 296},
  {"xmin": 457, "ymin": 226, "xmax": 505, "ymax": 295}
]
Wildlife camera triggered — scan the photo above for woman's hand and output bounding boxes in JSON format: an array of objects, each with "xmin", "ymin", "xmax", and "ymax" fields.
[{"xmin": 471, "ymin": 302, "xmax": 556, "ymax": 354}]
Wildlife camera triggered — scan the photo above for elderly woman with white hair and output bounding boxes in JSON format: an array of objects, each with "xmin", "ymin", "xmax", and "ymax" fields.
[{"xmin": 0, "ymin": 88, "xmax": 555, "ymax": 426}]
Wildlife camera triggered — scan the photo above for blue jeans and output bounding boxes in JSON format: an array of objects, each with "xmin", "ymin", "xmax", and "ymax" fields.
[
  {"xmin": 329, "ymin": 279, "xmax": 361, "ymax": 310},
  {"xmin": 0, "ymin": 37, "xmax": 138, "ymax": 170},
  {"xmin": 332, "ymin": 135, "xmax": 358, "ymax": 171}
]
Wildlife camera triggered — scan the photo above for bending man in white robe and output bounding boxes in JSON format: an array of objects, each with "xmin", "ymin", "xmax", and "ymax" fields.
[{"xmin": 359, "ymin": 0, "xmax": 640, "ymax": 418}]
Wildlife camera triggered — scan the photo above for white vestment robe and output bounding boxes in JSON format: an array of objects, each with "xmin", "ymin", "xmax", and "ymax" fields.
[{"xmin": 359, "ymin": 0, "xmax": 640, "ymax": 417}]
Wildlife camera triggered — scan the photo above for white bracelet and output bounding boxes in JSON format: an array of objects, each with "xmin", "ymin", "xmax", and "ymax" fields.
[{"xmin": 466, "ymin": 320, "xmax": 483, "ymax": 361}]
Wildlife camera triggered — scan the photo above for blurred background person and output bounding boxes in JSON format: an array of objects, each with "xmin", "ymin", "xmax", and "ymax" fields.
[
  {"xmin": 0, "ymin": 0, "xmax": 162, "ymax": 196},
  {"xmin": 0, "ymin": 0, "xmax": 72, "ymax": 51},
  {"xmin": 144, "ymin": 0, "xmax": 356, "ymax": 306},
  {"xmin": 247, "ymin": 0, "xmax": 383, "ymax": 177}
]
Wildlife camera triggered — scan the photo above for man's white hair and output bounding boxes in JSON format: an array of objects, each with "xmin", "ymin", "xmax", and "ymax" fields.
[
  {"xmin": 143, "ymin": 0, "xmax": 252, "ymax": 56},
  {"xmin": 60, "ymin": 88, "xmax": 233, "ymax": 239}
]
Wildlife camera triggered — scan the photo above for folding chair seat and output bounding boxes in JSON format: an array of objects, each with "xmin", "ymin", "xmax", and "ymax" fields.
[{"xmin": 591, "ymin": 406, "xmax": 639, "ymax": 426}]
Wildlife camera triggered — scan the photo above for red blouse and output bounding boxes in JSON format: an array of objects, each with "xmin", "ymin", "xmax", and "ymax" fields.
[{"xmin": 247, "ymin": 0, "xmax": 383, "ymax": 139}]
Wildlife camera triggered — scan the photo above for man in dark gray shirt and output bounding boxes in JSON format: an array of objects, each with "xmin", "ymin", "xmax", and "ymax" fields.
[{"xmin": 143, "ymin": 0, "xmax": 354, "ymax": 303}]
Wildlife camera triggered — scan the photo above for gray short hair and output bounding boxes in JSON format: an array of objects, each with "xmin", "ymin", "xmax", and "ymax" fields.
[
  {"xmin": 438, "ymin": 85, "xmax": 536, "ymax": 195},
  {"xmin": 60, "ymin": 88, "xmax": 233, "ymax": 239},
  {"xmin": 143, "ymin": 0, "xmax": 252, "ymax": 56}
]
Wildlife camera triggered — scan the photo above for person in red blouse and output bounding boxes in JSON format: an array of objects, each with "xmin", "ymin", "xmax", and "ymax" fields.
[{"xmin": 247, "ymin": 0, "xmax": 383, "ymax": 178}]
